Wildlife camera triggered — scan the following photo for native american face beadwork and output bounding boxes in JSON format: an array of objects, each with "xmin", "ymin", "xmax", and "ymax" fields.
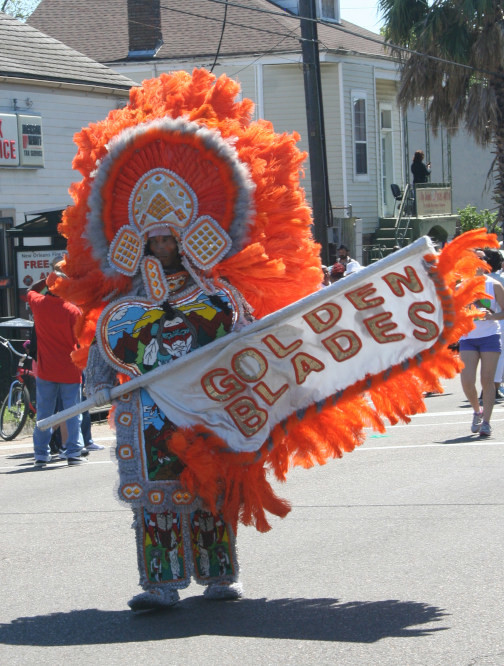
[{"xmin": 97, "ymin": 285, "xmax": 238, "ymax": 378}]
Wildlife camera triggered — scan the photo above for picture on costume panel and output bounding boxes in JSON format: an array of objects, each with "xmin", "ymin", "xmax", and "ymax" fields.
[
  {"xmin": 190, "ymin": 509, "xmax": 235, "ymax": 580},
  {"xmin": 102, "ymin": 289, "xmax": 236, "ymax": 376},
  {"xmin": 143, "ymin": 509, "xmax": 185, "ymax": 583},
  {"xmin": 140, "ymin": 390, "xmax": 183, "ymax": 481}
]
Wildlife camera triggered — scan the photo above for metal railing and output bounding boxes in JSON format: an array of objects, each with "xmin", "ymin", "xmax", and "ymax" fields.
[{"xmin": 394, "ymin": 183, "xmax": 415, "ymax": 248}]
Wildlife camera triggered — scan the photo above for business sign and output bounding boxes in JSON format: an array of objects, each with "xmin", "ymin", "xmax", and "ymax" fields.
[
  {"xmin": 0, "ymin": 113, "xmax": 44, "ymax": 168},
  {"xmin": 16, "ymin": 249, "xmax": 62, "ymax": 288},
  {"xmin": 416, "ymin": 186, "xmax": 452, "ymax": 216},
  {"xmin": 18, "ymin": 114, "xmax": 44, "ymax": 167},
  {"xmin": 0, "ymin": 113, "xmax": 20, "ymax": 166}
]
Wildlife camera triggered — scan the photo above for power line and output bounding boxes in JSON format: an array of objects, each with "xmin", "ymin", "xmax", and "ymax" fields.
[
  {"xmin": 231, "ymin": 27, "xmax": 301, "ymax": 76},
  {"xmin": 210, "ymin": 0, "xmax": 229, "ymax": 72}
]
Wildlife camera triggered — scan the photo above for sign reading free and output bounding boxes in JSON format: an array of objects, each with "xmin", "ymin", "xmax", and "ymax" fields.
[
  {"xmin": 16, "ymin": 249, "xmax": 62, "ymax": 289},
  {"xmin": 0, "ymin": 113, "xmax": 44, "ymax": 167}
]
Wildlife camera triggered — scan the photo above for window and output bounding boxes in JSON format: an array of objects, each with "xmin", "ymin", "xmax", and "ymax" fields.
[
  {"xmin": 380, "ymin": 105, "xmax": 394, "ymax": 208},
  {"xmin": 352, "ymin": 91, "xmax": 368, "ymax": 178},
  {"xmin": 317, "ymin": 0, "xmax": 339, "ymax": 22},
  {"xmin": 381, "ymin": 108, "xmax": 392, "ymax": 130}
]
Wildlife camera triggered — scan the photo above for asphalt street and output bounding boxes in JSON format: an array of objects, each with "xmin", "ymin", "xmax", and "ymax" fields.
[{"xmin": 0, "ymin": 375, "xmax": 503, "ymax": 665}]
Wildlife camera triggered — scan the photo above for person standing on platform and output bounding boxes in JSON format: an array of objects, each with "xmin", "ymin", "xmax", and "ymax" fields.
[{"xmin": 411, "ymin": 150, "xmax": 431, "ymax": 185}]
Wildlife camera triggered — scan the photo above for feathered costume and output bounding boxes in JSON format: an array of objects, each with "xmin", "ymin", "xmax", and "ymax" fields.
[{"xmin": 52, "ymin": 68, "xmax": 495, "ymax": 608}]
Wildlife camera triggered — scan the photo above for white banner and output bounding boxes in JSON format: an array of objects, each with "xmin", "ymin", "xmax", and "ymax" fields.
[{"xmin": 146, "ymin": 237, "xmax": 443, "ymax": 452}]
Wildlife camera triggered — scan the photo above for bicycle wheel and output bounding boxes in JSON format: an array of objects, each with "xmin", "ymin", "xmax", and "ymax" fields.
[{"xmin": 0, "ymin": 382, "xmax": 30, "ymax": 440}]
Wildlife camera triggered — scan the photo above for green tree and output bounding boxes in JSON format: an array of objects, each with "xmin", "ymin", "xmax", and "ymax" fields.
[
  {"xmin": 1, "ymin": 0, "xmax": 41, "ymax": 20},
  {"xmin": 378, "ymin": 0, "xmax": 504, "ymax": 227}
]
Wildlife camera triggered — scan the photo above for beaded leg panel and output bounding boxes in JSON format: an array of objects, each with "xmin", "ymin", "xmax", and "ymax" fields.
[
  {"xmin": 189, "ymin": 508, "xmax": 239, "ymax": 586},
  {"xmin": 133, "ymin": 506, "xmax": 191, "ymax": 591}
]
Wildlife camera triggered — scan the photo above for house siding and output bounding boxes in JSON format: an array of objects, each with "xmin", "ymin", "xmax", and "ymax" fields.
[
  {"xmin": 320, "ymin": 63, "xmax": 344, "ymax": 216},
  {"xmin": 342, "ymin": 61, "xmax": 378, "ymax": 235},
  {"xmin": 262, "ymin": 63, "xmax": 312, "ymax": 198}
]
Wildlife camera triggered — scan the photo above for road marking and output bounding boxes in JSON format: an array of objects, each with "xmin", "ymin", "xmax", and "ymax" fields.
[
  {"xmin": 0, "ymin": 437, "xmax": 114, "ymax": 453},
  {"xmin": 359, "ymin": 441, "xmax": 504, "ymax": 451},
  {"xmin": 0, "ymin": 459, "xmax": 113, "ymax": 471},
  {"xmin": 411, "ymin": 408, "xmax": 504, "ymax": 418},
  {"xmin": 369, "ymin": 417, "xmax": 504, "ymax": 429}
]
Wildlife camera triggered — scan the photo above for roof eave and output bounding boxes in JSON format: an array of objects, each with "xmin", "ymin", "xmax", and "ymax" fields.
[{"xmin": 0, "ymin": 73, "xmax": 133, "ymax": 95}]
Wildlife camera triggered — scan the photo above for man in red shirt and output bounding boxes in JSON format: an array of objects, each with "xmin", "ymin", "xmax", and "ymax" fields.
[{"xmin": 27, "ymin": 269, "xmax": 86, "ymax": 467}]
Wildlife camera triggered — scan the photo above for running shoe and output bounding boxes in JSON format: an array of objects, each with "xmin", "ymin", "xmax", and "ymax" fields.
[
  {"xmin": 479, "ymin": 421, "xmax": 492, "ymax": 438},
  {"xmin": 85, "ymin": 442, "xmax": 105, "ymax": 450},
  {"xmin": 471, "ymin": 410, "xmax": 483, "ymax": 433}
]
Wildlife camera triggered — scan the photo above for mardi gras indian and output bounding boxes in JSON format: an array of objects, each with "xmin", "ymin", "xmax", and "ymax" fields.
[{"xmin": 49, "ymin": 69, "xmax": 493, "ymax": 612}]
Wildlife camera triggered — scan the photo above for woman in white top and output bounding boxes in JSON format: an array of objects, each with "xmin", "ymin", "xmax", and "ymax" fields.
[{"xmin": 459, "ymin": 250, "xmax": 504, "ymax": 437}]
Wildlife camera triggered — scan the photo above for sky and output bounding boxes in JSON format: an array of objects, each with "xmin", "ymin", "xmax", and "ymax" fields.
[{"xmin": 340, "ymin": 1, "xmax": 385, "ymax": 34}]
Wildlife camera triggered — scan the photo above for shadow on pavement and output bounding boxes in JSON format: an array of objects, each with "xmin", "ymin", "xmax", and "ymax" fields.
[
  {"xmin": 436, "ymin": 435, "xmax": 484, "ymax": 444},
  {"xmin": 3, "ymin": 462, "xmax": 68, "ymax": 474},
  {"xmin": 0, "ymin": 597, "xmax": 447, "ymax": 645}
]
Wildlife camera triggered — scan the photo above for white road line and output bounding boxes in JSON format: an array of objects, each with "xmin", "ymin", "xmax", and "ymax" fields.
[
  {"xmin": 359, "ymin": 441, "xmax": 504, "ymax": 452},
  {"xmin": 0, "ymin": 437, "xmax": 114, "ymax": 453},
  {"xmin": 411, "ymin": 409, "xmax": 504, "ymax": 418},
  {"xmin": 368, "ymin": 417, "xmax": 504, "ymax": 429},
  {"xmin": 0, "ymin": 459, "xmax": 113, "ymax": 471}
]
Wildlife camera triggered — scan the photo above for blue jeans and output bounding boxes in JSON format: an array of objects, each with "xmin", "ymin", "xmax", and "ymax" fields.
[
  {"xmin": 81, "ymin": 408, "xmax": 93, "ymax": 446},
  {"xmin": 33, "ymin": 378, "xmax": 84, "ymax": 462}
]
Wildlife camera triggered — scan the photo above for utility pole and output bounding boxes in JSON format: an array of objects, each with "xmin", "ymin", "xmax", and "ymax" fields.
[{"xmin": 299, "ymin": 0, "xmax": 332, "ymax": 264}]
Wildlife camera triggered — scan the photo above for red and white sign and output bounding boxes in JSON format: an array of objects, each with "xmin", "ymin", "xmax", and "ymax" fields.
[
  {"xmin": 0, "ymin": 113, "xmax": 20, "ymax": 166},
  {"xmin": 16, "ymin": 249, "xmax": 62, "ymax": 288}
]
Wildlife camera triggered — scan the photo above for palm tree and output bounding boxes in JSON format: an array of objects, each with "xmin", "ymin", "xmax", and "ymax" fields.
[
  {"xmin": 1, "ymin": 1, "xmax": 41, "ymax": 20},
  {"xmin": 378, "ymin": 0, "xmax": 504, "ymax": 228}
]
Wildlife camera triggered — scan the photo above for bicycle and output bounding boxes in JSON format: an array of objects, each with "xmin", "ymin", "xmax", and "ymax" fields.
[{"xmin": 0, "ymin": 335, "xmax": 37, "ymax": 440}]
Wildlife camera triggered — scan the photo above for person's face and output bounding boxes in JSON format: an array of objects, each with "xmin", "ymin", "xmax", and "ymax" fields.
[
  {"xmin": 475, "ymin": 249, "xmax": 487, "ymax": 275},
  {"xmin": 148, "ymin": 235, "xmax": 180, "ymax": 269},
  {"xmin": 338, "ymin": 248, "xmax": 348, "ymax": 261}
]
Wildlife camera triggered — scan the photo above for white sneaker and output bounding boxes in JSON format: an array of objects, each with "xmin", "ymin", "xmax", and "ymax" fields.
[
  {"xmin": 85, "ymin": 442, "xmax": 105, "ymax": 450},
  {"xmin": 479, "ymin": 421, "xmax": 492, "ymax": 437}
]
